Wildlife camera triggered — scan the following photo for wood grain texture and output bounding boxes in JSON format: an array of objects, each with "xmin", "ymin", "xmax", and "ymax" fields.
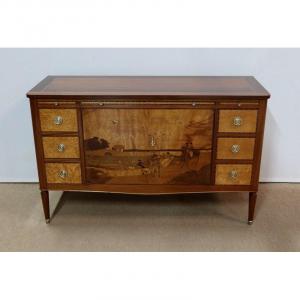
[
  {"xmin": 30, "ymin": 99, "xmax": 47, "ymax": 189},
  {"xmin": 85, "ymin": 150, "xmax": 211, "ymax": 185},
  {"xmin": 42, "ymin": 137, "xmax": 80, "ymax": 158},
  {"xmin": 218, "ymin": 110, "xmax": 258, "ymax": 133},
  {"xmin": 46, "ymin": 183, "xmax": 255, "ymax": 193},
  {"xmin": 39, "ymin": 109, "xmax": 78, "ymax": 132},
  {"xmin": 41, "ymin": 191, "xmax": 50, "ymax": 222},
  {"xmin": 248, "ymin": 192, "xmax": 257, "ymax": 223},
  {"xmin": 27, "ymin": 76, "xmax": 270, "ymax": 223},
  {"xmin": 215, "ymin": 164, "xmax": 252, "ymax": 185},
  {"xmin": 45, "ymin": 163, "xmax": 81, "ymax": 184},
  {"xmin": 216, "ymin": 138, "xmax": 255, "ymax": 160},
  {"xmin": 83, "ymin": 109, "xmax": 213, "ymax": 150},
  {"xmin": 38, "ymin": 101, "xmax": 77, "ymax": 109},
  {"xmin": 27, "ymin": 76, "xmax": 270, "ymax": 98}
]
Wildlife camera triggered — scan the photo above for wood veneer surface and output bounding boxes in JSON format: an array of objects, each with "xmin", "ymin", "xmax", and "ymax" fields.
[{"xmin": 27, "ymin": 76, "xmax": 270, "ymax": 98}]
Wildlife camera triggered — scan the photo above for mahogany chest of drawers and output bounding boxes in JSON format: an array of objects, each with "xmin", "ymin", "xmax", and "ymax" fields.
[{"xmin": 27, "ymin": 76, "xmax": 270, "ymax": 224}]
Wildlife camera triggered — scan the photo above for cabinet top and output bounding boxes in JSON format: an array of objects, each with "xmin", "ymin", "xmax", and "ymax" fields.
[{"xmin": 27, "ymin": 76, "xmax": 270, "ymax": 99}]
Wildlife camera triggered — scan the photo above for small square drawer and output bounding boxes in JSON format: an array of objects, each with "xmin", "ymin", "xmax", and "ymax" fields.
[
  {"xmin": 217, "ymin": 138, "xmax": 255, "ymax": 160},
  {"xmin": 42, "ymin": 137, "xmax": 80, "ymax": 158},
  {"xmin": 39, "ymin": 109, "xmax": 78, "ymax": 132},
  {"xmin": 215, "ymin": 164, "xmax": 252, "ymax": 185},
  {"xmin": 218, "ymin": 110, "xmax": 257, "ymax": 133},
  {"xmin": 45, "ymin": 163, "xmax": 81, "ymax": 184}
]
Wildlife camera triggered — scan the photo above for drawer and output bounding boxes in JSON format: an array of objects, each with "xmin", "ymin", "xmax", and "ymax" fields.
[
  {"xmin": 215, "ymin": 164, "xmax": 252, "ymax": 185},
  {"xmin": 218, "ymin": 110, "xmax": 257, "ymax": 133},
  {"xmin": 42, "ymin": 137, "xmax": 80, "ymax": 158},
  {"xmin": 39, "ymin": 109, "xmax": 78, "ymax": 132},
  {"xmin": 217, "ymin": 138, "xmax": 255, "ymax": 160},
  {"xmin": 45, "ymin": 163, "xmax": 81, "ymax": 184},
  {"xmin": 38, "ymin": 101, "xmax": 76, "ymax": 108},
  {"xmin": 83, "ymin": 108, "xmax": 213, "ymax": 150}
]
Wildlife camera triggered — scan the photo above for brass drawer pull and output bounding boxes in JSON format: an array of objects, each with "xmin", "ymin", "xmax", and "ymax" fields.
[
  {"xmin": 232, "ymin": 116, "xmax": 242, "ymax": 126},
  {"xmin": 231, "ymin": 144, "xmax": 240, "ymax": 153},
  {"xmin": 53, "ymin": 115, "xmax": 63, "ymax": 125},
  {"xmin": 58, "ymin": 170, "xmax": 68, "ymax": 179},
  {"xmin": 229, "ymin": 170, "xmax": 238, "ymax": 180},
  {"xmin": 57, "ymin": 143, "xmax": 65, "ymax": 152}
]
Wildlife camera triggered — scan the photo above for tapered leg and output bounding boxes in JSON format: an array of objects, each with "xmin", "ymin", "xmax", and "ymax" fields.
[
  {"xmin": 41, "ymin": 191, "xmax": 50, "ymax": 224},
  {"xmin": 248, "ymin": 192, "xmax": 257, "ymax": 225}
]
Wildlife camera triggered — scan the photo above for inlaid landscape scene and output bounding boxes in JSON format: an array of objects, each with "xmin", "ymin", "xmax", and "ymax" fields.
[{"xmin": 83, "ymin": 108, "xmax": 213, "ymax": 185}]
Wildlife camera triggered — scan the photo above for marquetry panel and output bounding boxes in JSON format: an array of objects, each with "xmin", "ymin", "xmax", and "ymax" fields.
[
  {"xmin": 85, "ymin": 149, "xmax": 211, "ymax": 185},
  {"xmin": 83, "ymin": 109, "xmax": 213, "ymax": 150}
]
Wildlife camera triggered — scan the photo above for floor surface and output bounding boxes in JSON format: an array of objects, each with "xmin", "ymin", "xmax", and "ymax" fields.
[{"xmin": 0, "ymin": 183, "xmax": 299, "ymax": 251}]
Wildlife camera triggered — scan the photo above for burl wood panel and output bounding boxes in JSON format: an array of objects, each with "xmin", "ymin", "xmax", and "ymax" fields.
[
  {"xmin": 215, "ymin": 164, "xmax": 252, "ymax": 185},
  {"xmin": 217, "ymin": 138, "xmax": 255, "ymax": 160},
  {"xmin": 218, "ymin": 110, "xmax": 258, "ymax": 133},
  {"xmin": 85, "ymin": 149, "xmax": 211, "ymax": 185},
  {"xmin": 45, "ymin": 163, "xmax": 81, "ymax": 184},
  {"xmin": 42, "ymin": 137, "xmax": 80, "ymax": 158},
  {"xmin": 83, "ymin": 109, "xmax": 213, "ymax": 150},
  {"xmin": 39, "ymin": 109, "xmax": 78, "ymax": 132}
]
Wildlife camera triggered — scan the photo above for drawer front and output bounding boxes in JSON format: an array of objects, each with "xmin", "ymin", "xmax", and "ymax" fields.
[
  {"xmin": 39, "ymin": 109, "xmax": 78, "ymax": 132},
  {"xmin": 83, "ymin": 108, "xmax": 213, "ymax": 150},
  {"xmin": 43, "ymin": 137, "xmax": 80, "ymax": 158},
  {"xmin": 215, "ymin": 164, "xmax": 252, "ymax": 185},
  {"xmin": 45, "ymin": 163, "xmax": 81, "ymax": 184},
  {"xmin": 217, "ymin": 138, "xmax": 255, "ymax": 160},
  {"xmin": 218, "ymin": 110, "xmax": 257, "ymax": 133}
]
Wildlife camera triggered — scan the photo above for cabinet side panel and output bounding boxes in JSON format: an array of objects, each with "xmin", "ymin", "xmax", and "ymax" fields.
[
  {"xmin": 251, "ymin": 100, "xmax": 268, "ymax": 188},
  {"xmin": 29, "ymin": 98, "xmax": 47, "ymax": 189}
]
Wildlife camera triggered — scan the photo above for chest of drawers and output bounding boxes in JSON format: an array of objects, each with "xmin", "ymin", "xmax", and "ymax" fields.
[{"xmin": 27, "ymin": 76, "xmax": 270, "ymax": 224}]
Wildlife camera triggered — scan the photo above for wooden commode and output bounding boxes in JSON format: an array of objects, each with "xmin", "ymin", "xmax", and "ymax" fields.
[{"xmin": 27, "ymin": 76, "xmax": 270, "ymax": 224}]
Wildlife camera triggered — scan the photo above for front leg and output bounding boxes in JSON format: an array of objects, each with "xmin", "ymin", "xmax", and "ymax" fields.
[
  {"xmin": 41, "ymin": 190, "xmax": 50, "ymax": 224},
  {"xmin": 248, "ymin": 192, "xmax": 257, "ymax": 225}
]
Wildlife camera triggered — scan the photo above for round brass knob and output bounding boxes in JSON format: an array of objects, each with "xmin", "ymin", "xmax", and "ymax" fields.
[
  {"xmin": 57, "ymin": 144, "xmax": 65, "ymax": 152},
  {"xmin": 53, "ymin": 116, "xmax": 63, "ymax": 125},
  {"xmin": 229, "ymin": 170, "xmax": 238, "ymax": 180},
  {"xmin": 233, "ymin": 116, "xmax": 242, "ymax": 126},
  {"xmin": 58, "ymin": 170, "xmax": 68, "ymax": 179},
  {"xmin": 231, "ymin": 144, "xmax": 240, "ymax": 153}
]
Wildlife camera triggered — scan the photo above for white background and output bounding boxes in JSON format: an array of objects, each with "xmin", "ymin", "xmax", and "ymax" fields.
[{"xmin": 0, "ymin": 48, "xmax": 299, "ymax": 182}]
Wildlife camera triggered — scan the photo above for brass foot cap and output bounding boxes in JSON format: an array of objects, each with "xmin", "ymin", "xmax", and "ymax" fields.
[
  {"xmin": 248, "ymin": 220, "xmax": 253, "ymax": 225},
  {"xmin": 46, "ymin": 219, "xmax": 50, "ymax": 224}
]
